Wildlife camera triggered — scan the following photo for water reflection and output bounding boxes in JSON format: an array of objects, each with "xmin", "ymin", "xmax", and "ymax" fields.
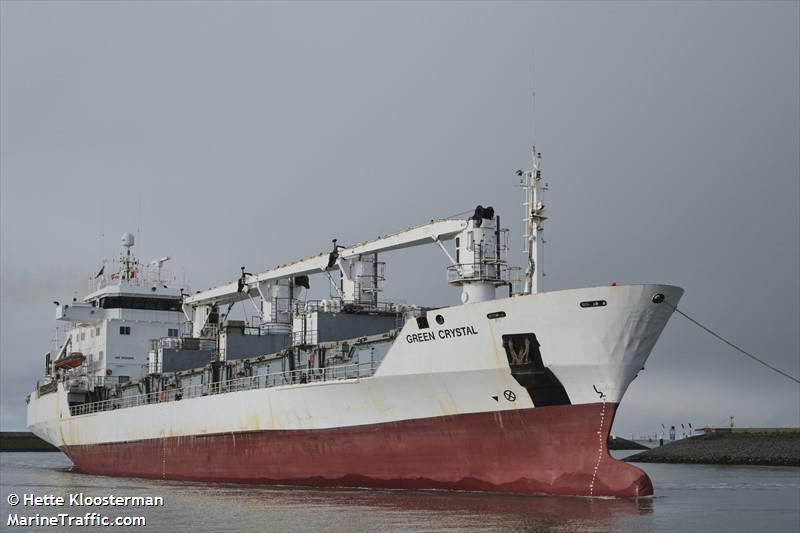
[
  {"xmin": 35, "ymin": 455, "xmax": 654, "ymax": 532},
  {"xmin": 24, "ymin": 452, "xmax": 800, "ymax": 533},
  {"xmin": 97, "ymin": 472, "xmax": 654, "ymax": 533}
]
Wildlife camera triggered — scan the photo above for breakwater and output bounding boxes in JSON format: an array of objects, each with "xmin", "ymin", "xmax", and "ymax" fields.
[
  {"xmin": 0, "ymin": 432, "xmax": 58, "ymax": 452},
  {"xmin": 625, "ymin": 430, "xmax": 800, "ymax": 466}
]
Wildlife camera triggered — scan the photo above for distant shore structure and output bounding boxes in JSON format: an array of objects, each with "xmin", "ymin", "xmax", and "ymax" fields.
[
  {"xmin": 626, "ymin": 428, "xmax": 800, "ymax": 467},
  {"xmin": 0, "ymin": 432, "xmax": 57, "ymax": 452}
]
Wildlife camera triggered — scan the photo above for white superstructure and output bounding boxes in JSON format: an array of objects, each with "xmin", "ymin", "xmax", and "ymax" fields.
[{"xmin": 50, "ymin": 233, "xmax": 185, "ymax": 387}]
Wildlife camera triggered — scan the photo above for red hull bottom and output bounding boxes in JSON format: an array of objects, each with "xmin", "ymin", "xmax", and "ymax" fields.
[{"xmin": 62, "ymin": 402, "xmax": 652, "ymax": 497}]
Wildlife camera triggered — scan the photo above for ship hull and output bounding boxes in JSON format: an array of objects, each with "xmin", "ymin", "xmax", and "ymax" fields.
[{"xmin": 62, "ymin": 402, "xmax": 651, "ymax": 497}]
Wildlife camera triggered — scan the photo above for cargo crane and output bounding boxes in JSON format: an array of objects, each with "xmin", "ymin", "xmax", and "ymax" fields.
[{"xmin": 183, "ymin": 211, "xmax": 513, "ymax": 341}]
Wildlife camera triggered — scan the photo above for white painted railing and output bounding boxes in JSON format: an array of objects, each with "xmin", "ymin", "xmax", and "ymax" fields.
[{"xmin": 69, "ymin": 361, "xmax": 378, "ymax": 417}]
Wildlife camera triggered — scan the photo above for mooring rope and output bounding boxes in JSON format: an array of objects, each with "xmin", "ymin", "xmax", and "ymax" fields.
[
  {"xmin": 441, "ymin": 208, "xmax": 474, "ymax": 220},
  {"xmin": 667, "ymin": 301, "xmax": 800, "ymax": 385}
]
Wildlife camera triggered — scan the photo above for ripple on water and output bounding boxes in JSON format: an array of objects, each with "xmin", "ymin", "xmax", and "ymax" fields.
[{"xmin": 2, "ymin": 452, "xmax": 798, "ymax": 533}]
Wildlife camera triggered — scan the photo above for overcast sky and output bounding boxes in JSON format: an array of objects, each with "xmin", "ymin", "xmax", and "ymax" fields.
[{"xmin": 1, "ymin": 1, "xmax": 798, "ymax": 436}]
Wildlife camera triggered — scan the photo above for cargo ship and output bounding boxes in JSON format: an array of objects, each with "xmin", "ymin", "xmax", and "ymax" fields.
[{"xmin": 26, "ymin": 148, "xmax": 682, "ymax": 497}]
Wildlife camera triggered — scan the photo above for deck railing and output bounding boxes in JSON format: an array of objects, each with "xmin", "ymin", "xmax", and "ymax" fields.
[{"xmin": 69, "ymin": 361, "xmax": 378, "ymax": 417}]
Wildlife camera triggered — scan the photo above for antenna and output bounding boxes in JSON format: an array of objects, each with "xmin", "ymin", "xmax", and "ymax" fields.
[
  {"xmin": 530, "ymin": 35, "xmax": 537, "ymax": 146},
  {"xmin": 101, "ymin": 203, "xmax": 105, "ymax": 263},
  {"xmin": 531, "ymin": 90, "xmax": 536, "ymax": 146},
  {"xmin": 137, "ymin": 192, "xmax": 142, "ymax": 251}
]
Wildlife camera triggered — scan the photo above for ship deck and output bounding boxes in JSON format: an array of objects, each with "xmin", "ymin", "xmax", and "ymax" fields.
[{"xmin": 69, "ymin": 361, "xmax": 378, "ymax": 417}]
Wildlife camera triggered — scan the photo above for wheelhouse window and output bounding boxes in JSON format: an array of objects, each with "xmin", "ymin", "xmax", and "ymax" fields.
[
  {"xmin": 100, "ymin": 296, "xmax": 182, "ymax": 312},
  {"xmin": 168, "ymin": 328, "xmax": 179, "ymax": 338},
  {"xmin": 119, "ymin": 326, "xmax": 131, "ymax": 335}
]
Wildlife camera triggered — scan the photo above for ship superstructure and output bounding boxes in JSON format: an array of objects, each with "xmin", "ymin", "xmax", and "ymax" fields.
[
  {"xmin": 46, "ymin": 233, "xmax": 185, "ymax": 401},
  {"xmin": 27, "ymin": 149, "xmax": 683, "ymax": 497}
]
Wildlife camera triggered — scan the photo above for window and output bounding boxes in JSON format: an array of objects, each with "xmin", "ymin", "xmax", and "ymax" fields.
[
  {"xmin": 100, "ymin": 296, "xmax": 182, "ymax": 311},
  {"xmin": 80, "ymin": 332, "xmax": 85, "ymax": 341},
  {"xmin": 168, "ymin": 328, "xmax": 179, "ymax": 338},
  {"xmin": 98, "ymin": 350, "xmax": 104, "ymax": 362},
  {"xmin": 119, "ymin": 326, "xmax": 131, "ymax": 335},
  {"xmin": 95, "ymin": 326, "xmax": 101, "ymax": 336}
]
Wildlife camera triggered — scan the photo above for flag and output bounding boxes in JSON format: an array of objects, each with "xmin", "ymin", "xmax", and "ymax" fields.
[{"xmin": 95, "ymin": 265, "xmax": 104, "ymax": 279}]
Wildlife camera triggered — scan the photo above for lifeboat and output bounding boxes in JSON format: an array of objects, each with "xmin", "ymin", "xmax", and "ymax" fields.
[{"xmin": 54, "ymin": 352, "xmax": 85, "ymax": 370}]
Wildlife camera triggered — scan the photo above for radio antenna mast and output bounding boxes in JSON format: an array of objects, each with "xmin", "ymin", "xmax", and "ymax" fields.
[
  {"xmin": 521, "ymin": 148, "xmax": 545, "ymax": 294},
  {"xmin": 521, "ymin": 44, "xmax": 547, "ymax": 294}
]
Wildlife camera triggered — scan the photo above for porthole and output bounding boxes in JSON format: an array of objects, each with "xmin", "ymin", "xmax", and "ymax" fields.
[{"xmin": 435, "ymin": 314, "xmax": 445, "ymax": 325}]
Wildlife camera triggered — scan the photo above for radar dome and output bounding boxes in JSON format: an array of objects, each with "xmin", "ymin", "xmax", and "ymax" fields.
[{"xmin": 121, "ymin": 232, "xmax": 135, "ymax": 248}]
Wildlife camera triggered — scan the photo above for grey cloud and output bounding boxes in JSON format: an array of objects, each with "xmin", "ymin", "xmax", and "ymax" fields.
[{"xmin": 1, "ymin": 2, "xmax": 798, "ymax": 434}]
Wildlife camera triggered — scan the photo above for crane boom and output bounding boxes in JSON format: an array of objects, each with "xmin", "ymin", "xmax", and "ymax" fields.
[{"xmin": 184, "ymin": 218, "xmax": 468, "ymax": 308}]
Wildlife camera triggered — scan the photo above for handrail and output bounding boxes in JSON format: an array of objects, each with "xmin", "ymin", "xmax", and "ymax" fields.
[
  {"xmin": 447, "ymin": 261, "xmax": 512, "ymax": 283},
  {"xmin": 68, "ymin": 361, "xmax": 378, "ymax": 417}
]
